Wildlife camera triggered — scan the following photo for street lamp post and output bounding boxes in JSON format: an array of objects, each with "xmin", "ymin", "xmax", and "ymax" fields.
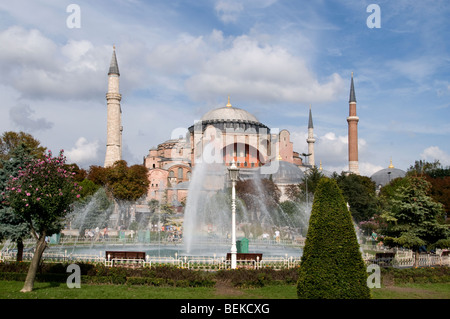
[
  {"xmin": 301, "ymin": 153, "xmax": 312, "ymax": 210},
  {"xmin": 228, "ymin": 161, "xmax": 240, "ymax": 269}
]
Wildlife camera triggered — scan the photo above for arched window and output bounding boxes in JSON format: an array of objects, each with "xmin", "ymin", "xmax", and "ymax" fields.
[
  {"xmin": 169, "ymin": 171, "xmax": 174, "ymax": 178},
  {"xmin": 178, "ymin": 167, "xmax": 183, "ymax": 179}
]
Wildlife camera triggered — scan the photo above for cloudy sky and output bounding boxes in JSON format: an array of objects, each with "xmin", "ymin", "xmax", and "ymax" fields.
[{"xmin": 0, "ymin": 0, "xmax": 449, "ymax": 176}]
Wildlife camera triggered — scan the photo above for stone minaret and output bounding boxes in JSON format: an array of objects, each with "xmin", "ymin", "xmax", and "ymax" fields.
[
  {"xmin": 306, "ymin": 104, "xmax": 315, "ymax": 167},
  {"xmin": 347, "ymin": 72, "xmax": 359, "ymax": 175},
  {"xmin": 104, "ymin": 46, "xmax": 122, "ymax": 167}
]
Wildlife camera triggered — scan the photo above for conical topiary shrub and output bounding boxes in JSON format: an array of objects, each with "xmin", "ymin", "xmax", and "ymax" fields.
[{"xmin": 297, "ymin": 178, "xmax": 371, "ymax": 299}]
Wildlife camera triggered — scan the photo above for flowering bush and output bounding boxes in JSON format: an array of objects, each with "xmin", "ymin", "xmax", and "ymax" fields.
[{"xmin": 3, "ymin": 150, "xmax": 81, "ymax": 234}]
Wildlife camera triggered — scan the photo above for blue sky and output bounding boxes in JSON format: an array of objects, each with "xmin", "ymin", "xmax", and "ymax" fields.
[{"xmin": 0, "ymin": 0, "xmax": 449, "ymax": 176}]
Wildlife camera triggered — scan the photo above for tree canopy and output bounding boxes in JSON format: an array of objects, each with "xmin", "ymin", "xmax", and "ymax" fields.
[
  {"xmin": 297, "ymin": 178, "xmax": 370, "ymax": 299},
  {"xmin": 380, "ymin": 176, "xmax": 450, "ymax": 257},
  {"xmin": 3, "ymin": 149, "xmax": 81, "ymax": 292}
]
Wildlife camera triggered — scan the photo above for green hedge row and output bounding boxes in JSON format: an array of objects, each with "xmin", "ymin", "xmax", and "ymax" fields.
[
  {"xmin": 381, "ymin": 266, "xmax": 450, "ymax": 284},
  {"xmin": 1, "ymin": 261, "xmax": 449, "ymax": 288}
]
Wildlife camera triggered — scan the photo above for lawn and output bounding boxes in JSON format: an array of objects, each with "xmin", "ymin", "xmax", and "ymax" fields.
[{"xmin": 1, "ymin": 280, "xmax": 449, "ymax": 299}]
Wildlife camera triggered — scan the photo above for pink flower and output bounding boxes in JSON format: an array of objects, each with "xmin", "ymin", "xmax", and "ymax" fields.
[
  {"xmin": 76, "ymin": 194, "xmax": 81, "ymax": 198},
  {"xmin": 26, "ymin": 192, "xmax": 31, "ymax": 196}
]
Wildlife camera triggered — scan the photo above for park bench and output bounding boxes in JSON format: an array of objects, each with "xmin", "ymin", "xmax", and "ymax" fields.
[
  {"xmin": 226, "ymin": 253, "xmax": 263, "ymax": 268},
  {"xmin": 370, "ymin": 252, "xmax": 396, "ymax": 267},
  {"xmin": 105, "ymin": 251, "xmax": 146, "ymax": 267}
]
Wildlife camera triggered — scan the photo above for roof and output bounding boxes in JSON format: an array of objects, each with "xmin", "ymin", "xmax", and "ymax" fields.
[
  {"xmin": 260, "ymin": 160, "xmax": 305, "ymax": 184},
  {"xmin": 201, "ymin": 106, "xmax": 260, "ymax": 124},
  {"xmin": 370, "ymin": 167, "xmax": 406, "ymax": 188},
  {"xmin": 108, "ymin": 48, "xmax": 120, "ymax": 75},
  {"xmin": 349, "ymin": 72, "xmax": 356, "ymax": 103},
  {"xmin": 308, "ymin": 106, "xmax": 314, "ymax": 129}
]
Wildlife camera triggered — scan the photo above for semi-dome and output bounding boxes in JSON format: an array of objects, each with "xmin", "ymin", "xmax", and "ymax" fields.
[
  {"xmin": 261, "ymin": 160, "xmax": 305, "ymax": 184},
  {"xmin": 370, "ymin": 160, "xmax": 406, "ymax": 188}
]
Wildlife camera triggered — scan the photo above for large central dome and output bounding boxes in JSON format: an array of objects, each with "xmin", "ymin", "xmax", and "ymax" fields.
[
  {"xmin": 189, "ymin": 98, "xmax": 269, "ymax": 133},
  {"xmin": 201, "ymin": 106, "xmax": 260, "ymax": 123}
]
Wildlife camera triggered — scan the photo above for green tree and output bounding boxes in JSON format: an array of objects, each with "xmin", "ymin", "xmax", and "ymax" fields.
[
  {"xmin": 102, "ymin": 161, "xmax": 149, "ymax": 228},
  {"xmin": 297, "ymin": 178, "xmax": 371, "ymax": 299},
  {"xmin": 3, "ymin": 150, "xmax": 81, "ymax": 292},
  {"xmin": 407, "ymin": 159, "xmax": 441, "ymax": 176},
  {"xmin": 0, "ymin": 144, "xmax": 34, "ymax": 261},
  {"xmin": 299, "ymin": 166, "xmax": 325, "ymax": 200},
  {"xmin": 0, "ymin": 131, "xmax": 46, "ymax": 164},
  {"xmin": 334, "ymin": 172, "xmax": 379, "ymax": 222},
  {"xmin": 68, "ymin": 187, "xmax": 113, "ymax": 235},
  {"xmin": 380, "ymin": 176, "xmax": 450, "ymax": 266}
]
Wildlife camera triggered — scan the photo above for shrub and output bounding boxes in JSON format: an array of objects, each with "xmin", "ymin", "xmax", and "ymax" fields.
[{"xmin": 297, "ymin": 178, "xmax": 371, "ymax": 299}]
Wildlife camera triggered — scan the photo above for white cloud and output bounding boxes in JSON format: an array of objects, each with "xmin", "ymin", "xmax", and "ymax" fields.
[
  {"xmin": 420, "ymin": 146, "xmax": 450, "ymax": 166},
  {"xmin": 185, "ymin": 35, "xmax": 344, "ymax": 104},
  {"xmin": 0, "ymin": 26, "xmax": 109, "ymax": 100},
  {"xmin": 66, "ymin": 137, "xmax": 100, "ymax": 166},
  {"xmin": 359, "ymin": 162, "xmax": 384, "ymax": 177}
]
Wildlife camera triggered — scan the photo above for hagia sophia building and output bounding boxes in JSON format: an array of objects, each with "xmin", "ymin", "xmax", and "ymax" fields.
[{"xmin": 103, "ymin": 48, "xmax": 405, "ymax": 211}]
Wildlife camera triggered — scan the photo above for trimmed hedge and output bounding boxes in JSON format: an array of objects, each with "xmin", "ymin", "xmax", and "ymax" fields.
[
  {"xmin": 381, "ymin": 266, "xmax": 450, "ymax": 284},
  {"xmin": 1, "ymin": 260, "xmax": 448, "ymax": 289},
  {"xmin": 297, "ymin": 178, "xmax": 371, "ymax": 299}
]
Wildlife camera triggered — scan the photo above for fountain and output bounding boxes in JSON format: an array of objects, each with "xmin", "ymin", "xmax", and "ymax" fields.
[
  {"xmin": 38, "ymin": 149, "xmax": 311, "ymax": 263},
  {"xmin": 182, "ymin": 153, "xmax": 310, "ymax": 258}
]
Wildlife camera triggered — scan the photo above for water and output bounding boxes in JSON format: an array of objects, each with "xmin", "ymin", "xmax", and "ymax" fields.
[
  {"xmin": 182, "ymin": 152, "xmax": 310, "ymax": 257},
  {"xmin": 55, "ymin": 151, "xmax": 310, "ymax": 259}
]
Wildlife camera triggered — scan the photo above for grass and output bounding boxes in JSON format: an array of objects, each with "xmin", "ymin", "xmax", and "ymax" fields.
[{"xmin": 0, "ymin": 280, "xmax": 448, "ymax": 299}]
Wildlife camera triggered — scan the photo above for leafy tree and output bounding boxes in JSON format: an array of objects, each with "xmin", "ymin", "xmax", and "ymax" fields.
[
  {"xmin": 405, "ymin": 160, "xmax": 450, "ymax": 220},
  {"xmin": 68, "ymin": 187, "xmax": 113, "ymax": 235},
  {"xmin": 236, "ymin": 178, "xmax": 281, "ymax": 212},
  {"xmin": 87, "ymin": 165, "xmax": 108, "ymax": 185},
  {"xmin": 0, "ymin": 131, "xmax": 46, "ymax": 164},
  {"xmin": 3, "ymin": 150, "xmax": 81, "ymax": 292},
  {"xmin": 407, "ymin": 159, "xmax": 441, "ymax": 176},
  {"xmin": 94, "ymin": 161, "xmax": 150, "ymax": 228},
  {"xmin": 0, "ymin": 144, "xmax": 34, "ymax": 261},
  {"xmin": 236, "ymin": 178, "xmax": 281, "ymax": 232},
  {"xmin": 334, "ymin": 172, "xmax": 379, "ymax": 222},
  {"xmin": 299, "ymin": 166, "xmax": 325, "ymax": 199},
  {"xmin": 380, "ymin": 176, "xmax": 450, "ymax": 266},
  {"xmin": 297, "ymin": 178, "xmax": 370, "ymax": 299}
]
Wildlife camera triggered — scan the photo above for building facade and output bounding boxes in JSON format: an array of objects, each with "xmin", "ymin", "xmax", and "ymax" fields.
[
  {"xmin": 103, "ymin": 50, "xmax": 361, "ymax": 207},
  {"xmin": 143, "ymin": 97, "xmax": 304, "ymax": 205}
]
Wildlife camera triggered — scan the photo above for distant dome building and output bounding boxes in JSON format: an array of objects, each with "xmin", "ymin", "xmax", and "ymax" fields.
[
  {"xmin": 318, "ymin": 160, "xmax": 334, "ymax": 177},
  {"xmin": 144, "ymin": 97, "xmax": 305, "ymax": 205},
  {"xmin": 370, "ymin": 159, "xmax": 406, "ymax": 190},
  {"xmin": 260, "ymin": 160, "xmax": 305, "ymax": 201},
  {"xmin": 261, "ymin": 160, "xmax": 305, "ymax": 184}
]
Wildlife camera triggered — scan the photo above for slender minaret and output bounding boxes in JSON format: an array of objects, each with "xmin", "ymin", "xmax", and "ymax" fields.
[
  {"xmin": 347, "ymin": 72, "xmax": 359, "ymax": 174},
  {"xmin": 306, "ymin": 104, "xmax": 315, "ymax": 167},
  {"xmin": 104, "ymin": 46, "xmax": 123, "ymax": 167}
]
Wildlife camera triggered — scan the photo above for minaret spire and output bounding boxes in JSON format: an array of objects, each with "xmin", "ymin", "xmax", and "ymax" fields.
[
  {"xmin": 108, "ymin": 46, "xmax": 120, "ymax": 76},
  {"xmin": 349, "ymin": 71, "xmax": 356, "ymax": 103},
  {"xmin": 306, "ymin": 104, "xmax": 316, "ymax": 167},
  {"xmin": 347, "ymin": 72, "xmax": 359, "ymax": 174},
  {"xmin": 104, "ymin": 46, "xmax": 123, "ymax": 167}
]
